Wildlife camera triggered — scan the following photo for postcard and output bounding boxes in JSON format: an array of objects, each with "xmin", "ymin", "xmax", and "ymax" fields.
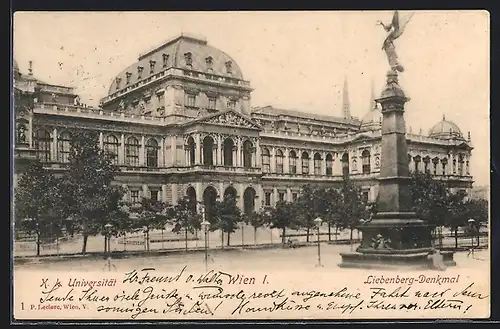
[{"xmin": 12, "ymin": 10, "xmax": 490, "ymax": 321}]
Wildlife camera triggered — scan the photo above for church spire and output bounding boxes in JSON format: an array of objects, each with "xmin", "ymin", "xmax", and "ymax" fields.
[{"xmin": 342, "ymin": 76, "xmax": 351, "ymax": 119}]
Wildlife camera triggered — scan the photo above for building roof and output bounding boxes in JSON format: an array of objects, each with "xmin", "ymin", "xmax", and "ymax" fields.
[
  {"xmin": 428, "ymin": 115, "xmax": 464, "ymax": 139},
  {"xmin": 107, "ymin": 34, "xmax": 244, "ymax": 95},
  {"xmin": 251, "ymin": 105, "xmax": 360, "ymax": 125}
]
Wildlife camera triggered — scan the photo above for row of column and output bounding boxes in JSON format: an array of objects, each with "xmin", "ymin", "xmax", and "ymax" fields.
[
  {"xmin": 264, "ymin": 148, "xmax": 343, "ymax": 176},
  {"xmin": 408, "ymin": 153, "xmax": 470, "ymax": 176},
  {"xmin": 258, "ymin": 185, "xmax": 378, "ymax": 207},
  {"xmin": 185, "ymin": 134, "xmax": 261, "ymax": 167},
  {"xmin": 43, "ymin": 128, "xmax": 179, "ymax": 167}
]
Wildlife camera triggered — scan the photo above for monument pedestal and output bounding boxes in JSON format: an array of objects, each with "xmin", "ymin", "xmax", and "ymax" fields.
[
  {"xmin": 339, "ymin": 71, "xmax": 455, "ymax": 269},
  {"xmin": 339, "ymin": 212, "xmax": 456, "ymax": 269}
]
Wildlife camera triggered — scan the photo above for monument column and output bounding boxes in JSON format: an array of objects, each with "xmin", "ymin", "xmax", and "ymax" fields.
[{"xmin": 339, "ymin": 71, "xmax": 455, "ymax": 269}]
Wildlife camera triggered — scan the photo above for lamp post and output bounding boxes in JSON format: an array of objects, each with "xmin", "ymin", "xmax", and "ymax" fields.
[
  {"xmin": 264, "ymin": 210, "xmax": 272, "ymax": 245},
  {"xmin": 314, "ymin": 217, "xmax": 323, "ymax": 267},
  {"xmin": 143, "ymin": 226, "xmax": 150, "ymax": 253},
  {"xmin": 468, "ymin": 218, "xmax": 475, "ymax": 258},
  {"xmin": 104, "ymin": 223, "xmax": 113, "ymax": 271},
  {"xmin": 201, "ymin": 220, "xmax": 210, "ymax": 272}
]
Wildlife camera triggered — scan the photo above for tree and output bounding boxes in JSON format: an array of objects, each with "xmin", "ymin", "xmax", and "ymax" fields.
[
  {"xmin": 245, "ymin": 209, "xmax": 266, "ymax": 246},
  {"xmin": 59, "ymin": 130, "xmax": 124, "ymax": 255},
  {"xmin": 14, "ymin": 160, "xmax": 61, "ymax": 256},
  {"xmin": 170, "ymin": 196, "xmax": 200, "ymax": 251},
  {"xmin": 447, "ymin": 190, "xmax": 468, "ymax": 249},
  {"xmin": 294, "ymin": 184, "xmax": 318, "ymax": 242},
  {"xmin": 134, "ymin": 197, "xmax": 170, "ymax": 252},
  {"xmin": 322, "ymin": 188, "xmax": 344, "ymax": 241},
  {"xmin": 268, "ymin": 200, "xmax": 296, "ymax": 245},
  {"xmin": 464, "ymin": 197, "xmax": 488, "ymax": 247},
  {"xmin": 212, "ymin": 195, "xmax": 242, "ymax": 247},
  {"xmin": 410, "ymin": 171, "xmax": 451, "ymax": 247},
  {"xmin": 338, "ymin": 177, "xmax": 366, "ymax": 245},
  {"xmin": 99, "ymin": 186, "xmax": 132, "ymax": 252}
]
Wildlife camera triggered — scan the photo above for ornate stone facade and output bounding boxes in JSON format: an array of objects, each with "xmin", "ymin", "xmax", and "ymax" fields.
[{"xmin": 13, "ymin": 35, "xmax": 474, "ymax": 213}]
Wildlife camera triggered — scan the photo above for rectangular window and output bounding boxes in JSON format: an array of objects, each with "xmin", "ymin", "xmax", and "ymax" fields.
[
  {"xmin": 208, "ymin": 97, "xmax": 217, "ymax": 110},
  {"xmin": 186, "ymin": 94, "xmax": 196, "ymax": 107},
  {"xmin": 265, "ymin": 192, "xmax": 272, "ymax": 206},
  {"xmin": 362, "ymin": 191, "xmax": 369, "ymax": 203},
  {"xmin": 279, "ymin": 192, "xmax": 285, "ymax": 202},
  {"xmin": 150, "ymin": 190, "xmax": 159, "ymax": 202},
  {"xmin": 130, "ymin": 191, "xmax": 140, "ymax": 203},
  {"xmin": 292, "ymin": 193, "xmax": 298, "ymax": 201}
]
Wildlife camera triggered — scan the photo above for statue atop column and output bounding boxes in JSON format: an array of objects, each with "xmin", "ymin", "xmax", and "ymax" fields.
[{"xmin": 377, "ymin": 10, "xmax": 414, "ymax": 73}]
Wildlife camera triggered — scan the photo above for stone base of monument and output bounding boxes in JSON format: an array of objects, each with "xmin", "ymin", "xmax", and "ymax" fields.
[{"xmin": 339, "ymin": 212, "xmax": 456, "ymax": 270}]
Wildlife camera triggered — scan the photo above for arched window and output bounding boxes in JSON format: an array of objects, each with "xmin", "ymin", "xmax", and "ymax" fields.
[
  {"xmin": 203, "ymin": 136, "xmax": 215, "ymax": 166},
  {"xmin": 186, "ymin": 187, "xmax": 197, "ymax": 214},
  {"xmin": 414, "ymin": 156, "xmax": 421, "ymax": 173},
  {"xmin": 243, "ymin": 140, "xmax": 253, "ymax": 168},
  {"xmin": 458, "ymin": 154, "xmax": 464, "ymax": 176},
  {"xmin": 262, "ymin": 148, "xmax": 270, "ymax": 173},
  {"xmin": 341, "ymin": 152, "xmax": 349, "ymax": 177},
  {"xmin": 125, "ymin": 137, "xmax": 140, "ymax": 166},
  {"xmin": 432, "ymin": 157, "xmax": 439, "ymax": 175},
  {"xmin": 35, "ymin": 129, "xmax": 51, "ymax": 162},
  {"xmin": 441, "ymin": 158, "xmax": 447, "ymax": 175},
  {"xmin": 104, "ymin": 135, "xmax": 119, "ymax": 164},
  {"xmin": 301, "ymin": 152, "xmax": 310, "ymax": 175},
  {"xmin": 58, "ymin": 131, "xmax": 71, "ymax": 163},
  {"xmin": 362, "ymin": 150, "xmax": 371, "ymax": 174},
  {"xmin": 275, "ymin": 149, "xmax": 284, "ymax": 173},
  {"xmin": 313, "ymin": 153, "xmax": 322, "ymax": 175},
  {"xmin": 289, "ymin": 150, "xmax": 297, "ymax": 174},
  {"xmin": 186, "ymin": 137, "xmax": 195, "ymax": 166},
  {"xmin": 326, "ymin": 153, "xmax": 333, "ymax": 176},
  {"xmin": 146, "ymin": 138, "xmax": 159, "ymax": 168},
  {"xmin": 222, "ymin": 138, "xmax": 233, "ymax": 166},
  {"xmin": 423, "ymin": 156, "xmax": 430, "ymax": 173}
]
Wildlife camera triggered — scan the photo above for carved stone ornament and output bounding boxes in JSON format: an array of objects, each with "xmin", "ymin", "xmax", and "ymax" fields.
[
  {"xmin": 203, "ymin": 112, "xmax": 259, "ymax": 129},
  {"xmin": 371, "ymin": 234, "xmax": 393, "ymax": 250},
  {"xmin": 16, "ymin": 123, "xmax": 28, "ymax": 144}
]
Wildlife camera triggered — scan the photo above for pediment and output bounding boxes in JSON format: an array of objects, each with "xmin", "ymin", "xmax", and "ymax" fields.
[
  {"xmin": 192, "ymin": 110, "xmax": 261, "ymax": 130},
  {"xmin": 455, "ymin": 141, "xmax": 473, "ymax": 150},
  {"xmin": 350, "ymin": 133, "xmax": 376, "ymax": 143}
]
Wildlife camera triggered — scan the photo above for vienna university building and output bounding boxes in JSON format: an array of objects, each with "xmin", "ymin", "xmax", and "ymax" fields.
[{"xmin": 14, "ymin": 34, "xmax": 474, "ymax": 215}]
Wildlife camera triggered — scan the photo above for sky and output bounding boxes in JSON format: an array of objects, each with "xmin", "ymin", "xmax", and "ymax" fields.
[{"xmin": 13, "ymin": 11, "xmax": 490, "ymax": 186}]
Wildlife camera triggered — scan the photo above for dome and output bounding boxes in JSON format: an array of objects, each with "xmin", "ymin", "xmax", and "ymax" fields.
[
  {"xmin": 359, "ymin": 105, "xmax": 382, "ymax": 131},
  {"xmin": 428, "ymin": 115, "xmax": 464, "ymax": 139},
  {"xmin": 108, "ymin": 34, "xmax": 244, "ymax": 95}
]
